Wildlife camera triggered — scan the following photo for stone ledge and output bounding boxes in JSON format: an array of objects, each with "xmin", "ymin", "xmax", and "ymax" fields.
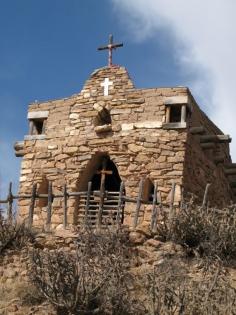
[
  {"xmin": 27, "ymin": 111, "xmax": 49, "ymax": 119},
  {"xmin": 164, "ymin": 95, "xmax": 188, "ymax": 105},
  {"xmin": 94, "ymin": 124, "xmax": 112, "ymax": 133},
  {"xmin": 162, "ymin": 122, "xmax": 187, "ymax": 129},
  {"xmin": 121, "ymin": 121, "xmax": 163, "ymax": 131},
  {"xmin": 24, "ymin": 134, "xmax": 46, "ymax": 140}
]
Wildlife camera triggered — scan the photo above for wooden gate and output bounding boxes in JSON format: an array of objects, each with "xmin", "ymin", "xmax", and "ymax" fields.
[{"xmin": 77, "ymin": 190, "xmax": 123, "ymax": 227}]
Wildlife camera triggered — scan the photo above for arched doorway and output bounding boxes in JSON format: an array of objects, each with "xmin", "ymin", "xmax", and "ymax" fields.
[
  {"xmin": 76, "ymin": 154, "xmax": 125, "ymax": 227},
  {"xmin": 90, "ymin": 157, "xmax": 121, "ymax": 192}
]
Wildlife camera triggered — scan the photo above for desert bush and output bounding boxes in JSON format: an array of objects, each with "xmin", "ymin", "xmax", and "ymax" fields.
[
  {"xmin": 30, "ymin": 228, "xmax": 139, "ymax": 315},
  {"xmin": 161, "ymin": 202, "xmax": 236, "ymax": 263},
  {"xmin": 0, "ymin": 219, "xmax": 34, "ymax": 255},
  {"xmin": 142, "ymin": 259, "xmax": 236, "ymax": 315}
]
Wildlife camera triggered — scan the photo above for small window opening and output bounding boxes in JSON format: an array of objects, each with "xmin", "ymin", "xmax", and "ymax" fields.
[
  {"xmin": 94, "ymin": 108, "xmax": 111, "ymax": 126},
  {"xmin": 143, "ymin": 178, "xmax": 155, "ymax": 202},
  {"xmin": 29, "ymin": 119, "xmax": 45, "ymax": 135},
  {"xmin": 170, "ymin": 105, "xmax": 182, "ymax": 123}
]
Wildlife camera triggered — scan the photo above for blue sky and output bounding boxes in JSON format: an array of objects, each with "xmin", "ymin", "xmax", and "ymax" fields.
[{"xmin": 0, "ymin": 0, "xmax": 235, "ymax": 197}]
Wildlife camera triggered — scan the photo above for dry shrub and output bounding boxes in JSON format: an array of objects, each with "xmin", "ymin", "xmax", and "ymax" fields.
[
  {"xmin": 0, "ymin": 219, "xmax": 34, "ymax": 255},
  {"xmin": 142, "ymin": 259, "xmax": 236, "ymax": 315},
  {"xmin": 162, "ymin": 203, "xmax": 236, "ymax": 263},
  {"xmin": 30, "ymin": 228, "xmax": 138, "ymax": 315}
]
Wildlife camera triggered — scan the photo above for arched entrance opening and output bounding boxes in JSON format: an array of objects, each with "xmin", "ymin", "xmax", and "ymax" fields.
[
  {"xmin": 90, "ymin": 157, "xmax": 121, "ymax": 192},
  {"xmin": 76, "ymin": 154, "xmax": 124, "ymax": 227}
]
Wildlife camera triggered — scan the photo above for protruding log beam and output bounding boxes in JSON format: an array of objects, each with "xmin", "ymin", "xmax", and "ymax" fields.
[
  {"xmin": 15, "ymin": 150, "xmax": 25, "ymax": 157},
  {"xmin": 200, "ymin": 143, "xmax": 216, "ymax": 149},
  {"xmin": 190, "ymin": 126, "xmax": 206, "ymax": 135},
  {"xmin": 224, "ymin": 169, "xmax": 236, "ymax": 175},
  {"xmin": 14, "ymin": 141, "xmax": 25, "ymax": 157},
  {"xmin": 200, "ymin": 134, "xmax": 231, "ymax": 143},
  {"xmin": 14, "ymin": 141, "xmax": 24, "ymax": 150},
  {"xmin": 214, "ymin": 156, "xmax": 225, "ymax": 164},
  {"xmin": 224, "ymin": 163, "xmax": 236, "ymax": 169},
  {"xmin": 229, "ymin": 182, "xmax": 236, "ymax": 188}
]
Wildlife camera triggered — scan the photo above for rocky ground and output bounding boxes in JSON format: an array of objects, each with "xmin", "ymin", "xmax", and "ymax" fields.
[{"xmin": 1, "ymin": 223, "xmax": 236, "ymax": 315}]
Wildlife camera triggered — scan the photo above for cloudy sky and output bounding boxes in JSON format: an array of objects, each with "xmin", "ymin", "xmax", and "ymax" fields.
[{"xmin": 0, "ymin": 0, "xmax": 235, "ymax": 197}]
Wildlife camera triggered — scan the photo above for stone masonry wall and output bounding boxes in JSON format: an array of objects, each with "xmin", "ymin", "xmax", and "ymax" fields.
[
  {"xmin": 183, "ymin": 93, "xmax": 233, "ymax": 206},
  {"xmin": 17, "ymin": 65, "xmax": 235, "ymax": 228},
  {"xmin": 18, "ymin": 66, "xmax": 188, "ymax": 228}
]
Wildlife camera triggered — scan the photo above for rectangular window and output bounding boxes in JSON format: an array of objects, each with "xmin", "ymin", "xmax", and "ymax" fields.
[
  {"xmin": 169, "ymin": 105, "xmax": 182, "ymax": 122},
  {"xmin": 29, "ymin": 119, "xmax": 45, "ymax": 135},
  {"xmin": 27, "ymin": 111, "xmax": 49, "ymax": 137}
]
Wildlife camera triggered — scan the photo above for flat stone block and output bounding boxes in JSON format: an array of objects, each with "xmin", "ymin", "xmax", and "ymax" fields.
[
  {"xmin": 121, "ymin": 123, "xmax": 134, "ymax": 131},
  {"xmin": 95, "ymin": 124, "xmax": 112, "ymax": 133},
  {"xmin": 162, "ymin": 122, "xmax": 187, "ymax": 129},
  {"xmin": 24, "ymin": 134, "xmax": 46, "ymax": 140},
  {"xmin": 164, "ymin": 95, "xmax": 188, "ymax": 105},
  {"xmin": 27, "ymin": 110, "xmax": 49, "ymax": 119},
  {"xmin": 134, "ymin": 121, "xmax": 162, "ymax": 129}
]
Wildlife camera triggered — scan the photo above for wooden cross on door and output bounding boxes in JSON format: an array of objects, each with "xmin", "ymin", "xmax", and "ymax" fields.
[
  {"xmin": 97, "ymin": 158, "xmax": 113, "ymax": 193},
  {"xmin": 97, "ymin": 157, "xmax": 113, "ymax": 228}
]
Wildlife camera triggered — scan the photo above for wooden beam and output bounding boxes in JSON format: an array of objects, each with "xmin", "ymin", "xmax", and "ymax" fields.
[
  {"xmin": 132, "ymin": 179, "xmax": 144, "ymax": 228},
  {"xmin": 14, "ymin": 141, "xmax": 24, "ymax": 151},
  {"xmin": 63, "ymin": 184, "xmax": 68, "ymax": 229},
  {"xmin": 181, "ymin": 105, "xmax": 187, "ymax": 123},
  {"xmin": 46, "ymin": 182, "xmax": 53, "ymax": 231},
  {"xmin": 116, "ymin": 181, "xmax": 125, "ymax": 227},
  {"xmin": 224, "ymin": 163, "xmax": 236, "ymax": 169},
  {"xmin": 214, "ymin": 156, "xmax": 225, "ymax": 164},
  {"xmin": 165, "ymin": 106, "xmax": 171, "ymax": 123},
  {"xmin": 14, "ymin": 141, "xmax": 25, "ymax": 157},
  {"xmin": 150, "ymin": 182, "xmax": 159, "ymax": 232},
  {"xmin": 200, "ymin": 134, "xmax": 231, "ymax": 143},
  {"xmin": 202, "ymin": 183, "xmax": 211, "ymax": 208},
  {"xmin": 15, "ymin": 150, "xmax": 25, "ymax": 157},
  {"xmin": 224, "ymin": 169, "xmax": 236, "ymax": 175},
  {"xmin": 28, "ymin": 184, "xmax": 37, "ymax": 229},
  {"xmin": 163, "ymin": 122, "xmax": 187, "ymax": 129},
  {"xmin": 190, "ymin": 126, "xmax": 206, "ymax": 135},
  {"xmin": 229, "ymin": 182, "xmax": 236, "ymax": 188}
]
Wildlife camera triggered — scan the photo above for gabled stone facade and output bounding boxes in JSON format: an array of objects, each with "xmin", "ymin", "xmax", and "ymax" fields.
[{"xmin": 15, "ymin": 65, "xmax": 235, "ymax": 229}]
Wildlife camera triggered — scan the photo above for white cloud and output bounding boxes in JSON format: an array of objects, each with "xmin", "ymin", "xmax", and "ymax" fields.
[{"xmin": 111, "ymin": 0, "xmax": 236, "ymax": 158}]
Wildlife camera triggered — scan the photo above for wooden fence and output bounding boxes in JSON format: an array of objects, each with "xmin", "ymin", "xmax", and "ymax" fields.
[{"xmin": 0, "ymin": 180, "xmax": 211, "ymax": 231}]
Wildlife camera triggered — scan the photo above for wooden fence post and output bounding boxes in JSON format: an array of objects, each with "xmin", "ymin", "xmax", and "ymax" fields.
[
  {"xmin": 7, "ymin": 182, "xmax": 13, "ymax": 222},
  {"xmin": 116, "ymin": 181, "xmax": 125, "ymax": 227},
  {"xmin": 202, "ymin": 183, "xmax": 211, "ymax": 208},
  {"xmin": 28, "ymin": 183, "xmax": 37, "ymax": 228},
  {"xmin": 168, "ymin": 182, "xmax": 176, "ymax": 222},
  {"xmin": 63, "ymin": 184, "xmax": 68, "ymax": 229},
  {"xmin": 84, "ymin": 181, "xmax": 92, "ymax": 226},
  {"xmin": 132, "ymin": 179, "xmax": 144, "ymax": 228},
  {"xmin": 150, "ymin": 182, "xmax": 158, "ymax": 232},
  {"xmin": 46, "ymin": 182, "xmax": 53, "ymax": 231}
]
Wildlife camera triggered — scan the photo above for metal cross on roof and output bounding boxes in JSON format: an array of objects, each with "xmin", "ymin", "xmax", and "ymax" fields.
[{"xmin": 97, "ymin": 34, "xmax": 123, "ymax": 67}]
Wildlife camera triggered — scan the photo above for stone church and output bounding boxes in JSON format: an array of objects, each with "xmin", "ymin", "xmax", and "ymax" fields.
[{"xmin": 15, "ymin": 36, "xmax": 236, "ymax": 229}]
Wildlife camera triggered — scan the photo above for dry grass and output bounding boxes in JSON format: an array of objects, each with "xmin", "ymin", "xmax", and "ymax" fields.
[
  {"xmin": 30, "ymin": 228, "xmax": 138, "ymax": 315},
  {"xmin": 0, "ymin": 280, "xmax": 43, "ymax": 312},
  {"xmin": 156, "ymin": 202, "xmax": 236, "ymax": 264},
  {"xmin": 0, "ymin": 219, "xmax": 34, "ymax": 256}
]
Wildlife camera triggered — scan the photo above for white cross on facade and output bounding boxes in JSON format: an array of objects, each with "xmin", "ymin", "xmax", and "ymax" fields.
[{"xmin": 101, "ymin": 77, "xmax": 113, "ymax": 96}]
